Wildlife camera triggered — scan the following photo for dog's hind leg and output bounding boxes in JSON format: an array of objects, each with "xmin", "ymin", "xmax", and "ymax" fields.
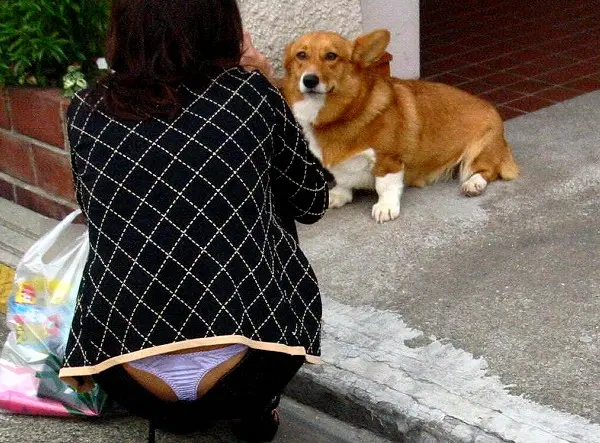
[
  {"xmin": 460, "ymin": 128, "xmax": 516, "ymax": 197},
  {"xmin": 461, "ymin": 172, "xmax": 489, "ymax": 197}
]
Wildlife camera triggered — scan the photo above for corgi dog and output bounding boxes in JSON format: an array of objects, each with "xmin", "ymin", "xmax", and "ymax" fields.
[{"xmin": 282, "ymin": 30, "xmax": 519, "ymax": 223}]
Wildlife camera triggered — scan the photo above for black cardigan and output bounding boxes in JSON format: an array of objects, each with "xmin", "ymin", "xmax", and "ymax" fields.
[{"xmin": 60, "ymin": 68, "xmax": 328, "ymax": 376}]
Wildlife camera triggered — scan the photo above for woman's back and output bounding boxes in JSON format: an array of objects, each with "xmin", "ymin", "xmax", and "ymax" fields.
[
  {"xmin": 64, "ymin": 68, "xmax": 327, "ymax": 369},
  {"xmin": 59, "ymin": 1, "xmax": 328, "ymax": 439}
]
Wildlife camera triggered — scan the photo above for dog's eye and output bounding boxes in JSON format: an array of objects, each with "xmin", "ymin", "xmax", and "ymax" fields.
[
  {"xmin": 325, "ymin": 52, "xmax": 338, "ymax": 61},
  {"xmin": 296, "ymin": 51, "xmax": 308, "ymax": 60}
]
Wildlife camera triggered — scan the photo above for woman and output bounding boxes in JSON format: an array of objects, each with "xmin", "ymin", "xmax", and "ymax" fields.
[{"xmin": 58, "ymin": 1, "xmax": 328, "ymax": 442}]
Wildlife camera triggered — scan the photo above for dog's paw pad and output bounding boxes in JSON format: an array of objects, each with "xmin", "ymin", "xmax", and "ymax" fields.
[
  {"xmin": 461, "ymin": 174, "xmax": 488, "ymax": 197},
  {"xmin": 371, "ymin": 201, "xmax": 400, "ymax": 223},
  {"xmin": 328, "ymin": 189, "xmax": 352, "ymax": 209}
]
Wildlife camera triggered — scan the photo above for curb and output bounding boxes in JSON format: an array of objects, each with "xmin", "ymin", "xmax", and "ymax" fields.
[{"xmin": 286, "ymin": 366, "xmax": 509, "ymax": 443}]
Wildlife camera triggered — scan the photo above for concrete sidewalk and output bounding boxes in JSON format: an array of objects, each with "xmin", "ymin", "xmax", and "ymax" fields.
[
  {"xmin": 1, "ymin": 91, "xmax": 599, "ymax": 442},
  {"xmin": 292, "ymin": 90, "xmax": 600, "ymax": 442}
]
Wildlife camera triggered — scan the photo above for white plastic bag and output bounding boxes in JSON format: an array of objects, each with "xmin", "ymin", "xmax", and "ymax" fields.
[{"xmin": 0, "ymin": 210, "xmax": 107, "ymax": 416}]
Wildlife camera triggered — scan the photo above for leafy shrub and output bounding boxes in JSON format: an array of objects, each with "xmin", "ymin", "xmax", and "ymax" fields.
[{"xmin": 0, "ymin": 0, "xmax": 110, "ymax": 88}]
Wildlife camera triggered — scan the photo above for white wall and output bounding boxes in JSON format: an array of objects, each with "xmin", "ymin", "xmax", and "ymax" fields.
[
  {"xmin": 238, "ymin": 0, "xmax": 420, "ymax": 79},
  {"xmin": 360, "ymin": 0, "xmax": 420, "ymax": 78}
]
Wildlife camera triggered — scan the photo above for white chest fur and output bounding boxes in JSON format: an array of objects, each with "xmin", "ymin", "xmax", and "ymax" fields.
[
  {"xmin": 330, "ymin": 149, "xmax": 377, "ymax": 190},
  {"xmin": 292, "ymin": 95, "xmax": 326, "ymax": 162},
  {"xmin": 292, "ymin": 96, "xmax": 376, "ymax": 190}
]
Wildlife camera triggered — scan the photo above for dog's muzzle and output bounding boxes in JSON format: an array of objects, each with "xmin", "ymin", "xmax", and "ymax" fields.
[
  {"xmin": 299, "ymin": 72, "xmax": 327, "ymax": 94},
  {"xmin": 302, "ymin": 73, "xmax": 320, "ymax": 89}
]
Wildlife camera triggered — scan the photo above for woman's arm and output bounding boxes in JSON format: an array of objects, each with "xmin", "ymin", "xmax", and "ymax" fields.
[
  {"xmin": 240, "ymin": 37, "xmax": 327, "ymax": 224},
  {"xmin": 269, "ymin": 88, "xmax": 329, "ymax": 225}
]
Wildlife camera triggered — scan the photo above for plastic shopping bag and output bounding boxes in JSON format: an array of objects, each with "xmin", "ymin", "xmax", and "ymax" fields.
[{"xmin": 0, "ymin": 210, "xmax": 107, "ymax": 416}]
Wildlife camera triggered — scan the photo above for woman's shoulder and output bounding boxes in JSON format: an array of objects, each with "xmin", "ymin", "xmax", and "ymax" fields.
[
  {"xmin": 70, "ymin": 87, "xmax": 102, "ymax": 106},
  {"xmin": 231, "ymin": 68, "xmax": 290, "ymax": 114},
  {"xmin": 212, "ymin": 67, "xmax": 282, "ymax": 100},
  {"xmin": 183, "ymin": 67, "xmax": 285, "ymax": 119},
  {"xmin": 66, "ymin": 88, "xmax": 103, "ymax": 121}
]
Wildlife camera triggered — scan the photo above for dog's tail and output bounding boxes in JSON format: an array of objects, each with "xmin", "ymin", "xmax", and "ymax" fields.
[{"xmin": 499, "ymin": 143, "xmax": 519, "ymax": 180}]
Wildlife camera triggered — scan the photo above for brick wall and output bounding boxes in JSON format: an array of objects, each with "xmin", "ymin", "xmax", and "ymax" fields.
[{"xmin": 0, "ymin": 88, "xmax": 78, "ymax": 220}]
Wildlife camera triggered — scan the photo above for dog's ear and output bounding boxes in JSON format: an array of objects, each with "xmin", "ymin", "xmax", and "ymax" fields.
[{"xmin": 351, "ymin": 30, "xmax": 390, "ymax": 67}]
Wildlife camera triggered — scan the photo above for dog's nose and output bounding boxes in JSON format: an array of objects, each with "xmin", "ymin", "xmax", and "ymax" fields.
[{"xmin": 302, "ymin": 74, "xmax": 320, "ymax": 89}]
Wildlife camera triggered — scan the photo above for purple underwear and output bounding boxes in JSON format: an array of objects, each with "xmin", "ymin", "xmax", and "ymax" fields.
[{"xmin": 129, "ymin": 344, "xmax": 248, "ymax": 401}]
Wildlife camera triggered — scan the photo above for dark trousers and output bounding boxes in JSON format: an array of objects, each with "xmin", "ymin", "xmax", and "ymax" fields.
[{"xmin": 93, "ymin": 349, "xmax": 304, "ymax": 434}]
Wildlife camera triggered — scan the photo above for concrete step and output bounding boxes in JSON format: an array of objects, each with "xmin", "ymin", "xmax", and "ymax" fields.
[{"xmin": 0, "ymin": 197, "xmax": 56, "ymax": 268}]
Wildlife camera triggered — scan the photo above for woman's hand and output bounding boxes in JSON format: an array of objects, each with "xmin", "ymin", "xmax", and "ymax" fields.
[{"xmin": 240, "ymin": 31, "xmax": 276, "ymax": 83}]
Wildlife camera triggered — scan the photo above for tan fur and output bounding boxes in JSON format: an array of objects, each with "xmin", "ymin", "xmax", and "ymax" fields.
[{"xmin": 282, "ymin": 30, "xmax": 519, "ymax": 194}]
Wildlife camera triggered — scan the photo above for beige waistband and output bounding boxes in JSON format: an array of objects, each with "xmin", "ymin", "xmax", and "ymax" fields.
[{"xmin": 59, "ymin": 335, "xmax": 321, "ymax": 381}]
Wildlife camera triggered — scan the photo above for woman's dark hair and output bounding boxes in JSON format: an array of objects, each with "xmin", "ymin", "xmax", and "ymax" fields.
[{"xmin": 99, "ymin": 0, "xmax": 244, "ymax": 120}]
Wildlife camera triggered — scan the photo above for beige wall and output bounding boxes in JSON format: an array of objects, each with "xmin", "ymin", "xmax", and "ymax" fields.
[
  {"xmin": 238, "ymin": 0, "xmax": 364, "ymax": 74},
  {"xmin": 238, "ymin": 0, "xmax": 419, "ymax": 78},
  {"xmin": 361, "ymin": 0, "xmax": 420, "ymax": 78}
]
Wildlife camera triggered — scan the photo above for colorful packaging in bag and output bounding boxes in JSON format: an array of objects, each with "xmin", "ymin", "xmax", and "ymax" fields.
[{"xmin": 0, "ymin": 210, "xmax": 108, "ymax": 416}]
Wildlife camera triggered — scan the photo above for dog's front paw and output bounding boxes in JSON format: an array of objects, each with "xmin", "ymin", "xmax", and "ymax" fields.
[
  {"xmin": 371, "ymin": 201, "xmax": 400, "ymax": 223},
  {"xmin": 328, "ymin": 187, "xmax": 352, "ymax": 209}
]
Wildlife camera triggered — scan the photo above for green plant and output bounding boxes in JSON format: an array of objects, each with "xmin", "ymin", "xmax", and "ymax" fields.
[
  {"xmin": 0, "ymin": 0, "xmax": 110, "ymax": 88},
  {"xmin": 62, "ymin": 64, "xmax": 88, "ymax": 98}
]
